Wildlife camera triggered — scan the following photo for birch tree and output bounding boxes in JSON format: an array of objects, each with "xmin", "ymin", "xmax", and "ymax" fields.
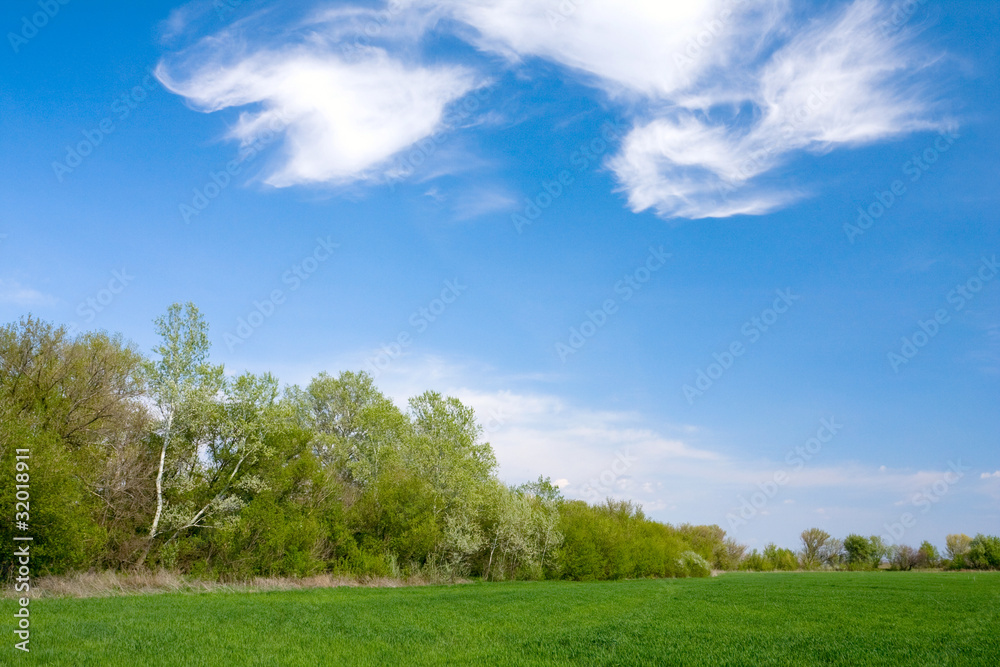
[{"xmin": 138, "ymin": 303, "xmax": 222, "ymax": 566}]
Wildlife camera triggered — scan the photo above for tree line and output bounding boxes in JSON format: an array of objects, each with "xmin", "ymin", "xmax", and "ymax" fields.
[
  {"xmin": 740, "ymin": 529, "xmax": 1000, "ymax": 572},
  {"xmin": 0, "ymin": 305, "xmax": 731, "ymax": 581},
  {"xmin": 2, "ymin": 305, "xmax": 995, "ymax": 583}
]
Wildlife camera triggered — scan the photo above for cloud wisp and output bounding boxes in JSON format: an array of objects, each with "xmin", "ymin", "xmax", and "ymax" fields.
[
  {"xmin": 158, "ymin": 0, "xmax": 946, "ymax": 218},
  {"xmin": 156, "ymin": 7, "xmax": 482, "ymax": 188}
]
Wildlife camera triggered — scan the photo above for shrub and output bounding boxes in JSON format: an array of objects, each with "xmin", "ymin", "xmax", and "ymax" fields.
[{"xmin": 678, "ymin": 551, "xmax": 712, "ymax": 578}]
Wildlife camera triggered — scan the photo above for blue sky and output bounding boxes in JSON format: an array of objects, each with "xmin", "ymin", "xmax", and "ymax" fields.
[{"xmin": 2, "ymin": 0, "xmax": 998, "ymax": 550}]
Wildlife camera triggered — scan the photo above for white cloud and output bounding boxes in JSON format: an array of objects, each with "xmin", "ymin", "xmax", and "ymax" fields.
[
  {"xmin": 982, "ymin": 471, "xmax": 1000, "ymax": 479},
  {"xmin": 158, "ymin": 0, "xmax": 945, "ymax": 218},
  {"xmin": 426, "ymin": 0, "xmax": 944, "ymax": 219},
  {"xmin": 610, "ymin": 0, "xmax": 943, "ymax": 218},
  {"xmin": 156, "ymin": 9, "xmax": 482, "ymax": 187},
  {"xmin": 420, "ymin": 0, "xmax": 785, "ymax": 98},
  {"xmin": 0, "ymin": 280, "xmax": 57, "ymax": 307}
]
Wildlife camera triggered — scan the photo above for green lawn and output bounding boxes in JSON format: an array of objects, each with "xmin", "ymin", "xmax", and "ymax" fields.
[{"xmin": 5, "ymin": 572, "xmax": 999, "ymax": 666}]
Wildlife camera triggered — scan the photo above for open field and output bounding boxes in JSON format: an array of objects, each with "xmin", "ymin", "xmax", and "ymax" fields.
[{"xmin": 5, "ymin": 572, "xmax": 999, "ymax": 666}]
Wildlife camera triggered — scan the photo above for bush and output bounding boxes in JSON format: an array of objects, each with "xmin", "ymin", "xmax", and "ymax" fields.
[{"xmin": 678, "ymin": 551, "xmax": 712, "ymax": 578}]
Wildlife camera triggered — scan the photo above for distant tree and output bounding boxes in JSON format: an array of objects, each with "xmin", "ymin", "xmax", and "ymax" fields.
[
  {"xmin": 916, "ymin": 541, "xmax": 939, "ymax": 568},
  {"xmin": 868, "ymin": 536, "xmax": 889, "ymax": 569},
  {"xmin": 516, "ymin": 475, "xmax": 564, "ymax": 504},
  {"xmin": 844, "ymin": 534, "xmax": 873, "ymax": 569},
  {"xmin": 799, "ymin": 528, "xmax": 831, "ymax": 569},
  {"xmin": 820, "ymin": 538, "xmax": 845, "ymax": 568},
  {"xmin": 715, "ymin": 538, "xmax": 748, "ymax": 571},
  {"xmin": 967, "ymin": 535, "xmax": 1000, "ymax": 570},
  {"xmin": 946, "ymin": 534, "xmax": 973, "ymax": 568},
  {"xmin": 763, "ymin": 543, "xmax": 798, "ymax": 570},
  {"xmin": 890, "ymin": 545, "xmax": 917, "ymax": 571}
]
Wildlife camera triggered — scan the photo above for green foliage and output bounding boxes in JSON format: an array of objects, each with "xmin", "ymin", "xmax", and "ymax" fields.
[
  {"xmin": 843, "ymin": 534, "xmax": 874, "ymax": 569},
  {"xmin": 946, "ymin": 533, "xmax": 973, "ymax": 569},
  {"xmin": 555, "ymin": 500, "xmax": 713, "ymax": 580},
  {"xmin": 0, "ymin": 317, "xmax": 148, "ymax": 574},
  {"xmin": 739, "ymin": 543, "xmax": 797, "ymax": 571},
  {"xmin": 967, "ymin": 534, "xmax": 1000, "ymax": 570},
  {"xmin": 916, "ymin": 541, "xmax": 940, "ymax": 568},
  {"xmin": 17, "ymin": 310, "xmax": 994, "ymax": 586},
  {"xmin": 678, "ymin": 551, "xmax": 712, "ymax": 578},
  {"xmin": 798, "ymin": 528, "xmax": 831, "ymax": 569}
]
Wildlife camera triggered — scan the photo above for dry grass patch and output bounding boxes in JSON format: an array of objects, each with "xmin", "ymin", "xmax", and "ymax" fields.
[{"xmin": 5, "ymin": 570, "xmax": 469, "ymax": 599}]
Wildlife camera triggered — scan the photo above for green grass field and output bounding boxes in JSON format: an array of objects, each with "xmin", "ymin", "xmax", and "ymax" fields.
[{"xmin": 5, "ymin": 572, "xmax": 999, "ymax": 666}]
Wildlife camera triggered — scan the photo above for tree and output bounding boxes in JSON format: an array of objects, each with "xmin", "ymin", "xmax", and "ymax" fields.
[
  {"xmin": 916, "ymin": 541, "xmax": 939, "ymax": 568},
  {"xmin": 139, "ymin": 303, "xmax": 223, "ymax": 566},
  {"xmin": 799, "ymin": 528, "xmax": 831, "ymax": 569},
  {"xmin": 161, "ymin": 372, "xmax": 282, "ymax": 545},
  {"xmin": 946, "ymin": 533, "xmax": 973, "ymax": 568},
  {"xmin": 715, "ymin": 538, "xmax": 748, "ymax": 571},
  {"xmin": 844, "ymin": 534, "xmax": 873, "ymax": 568},
  {"xmin": 868, "ymin": 535, "xmax": 889, "ymax": 569},
  {"xmin": 890, "ymin": 544, "xmax": 917, "ymax": 571},
  {"xmin": 763, "ymin": 543, "xmax": 798, "ymax": 570},
  {"xmin": 0, "ymin": 317, "xmax": 151, "ymax": 572},
  {"xmin": 287, "ymin": 371, "xmax": 408, "ymax": 488},
  {"xmin": 406, "ymin": 391, "xmax": 497, "ymax": 519},
  {"xmin": 967, "ymin": 534, "xmax": 1000, "ymax": 570},
  {"xmin": 820, "ymin": 538, "xmax": 845, "ymax": 568}
]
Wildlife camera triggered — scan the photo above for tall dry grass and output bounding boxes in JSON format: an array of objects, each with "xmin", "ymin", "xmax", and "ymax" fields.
[{"xmin": 4, "ymin": 570, "xmax": 469, "ymax": 599}]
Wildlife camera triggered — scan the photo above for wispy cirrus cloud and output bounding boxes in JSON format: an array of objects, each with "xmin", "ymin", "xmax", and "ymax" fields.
[
  {"xmin": 426, "ymin": 0, "xmax": 945, "ymax": 218},
  {"xmin": 156, "ymin": 7, "xmax": 482, "ymax": 187},
  {"xmin": 158, "ymin": 0, "xmax": 947, "ymax": 219}
]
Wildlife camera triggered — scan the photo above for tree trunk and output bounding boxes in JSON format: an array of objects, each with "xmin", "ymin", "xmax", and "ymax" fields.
[{"xmin": 136, "ymin": 415, "xmax": 171, "ymax": 568}]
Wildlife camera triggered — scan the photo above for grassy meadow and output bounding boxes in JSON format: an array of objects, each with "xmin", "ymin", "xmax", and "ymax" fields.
[{"xmin": 4, "ymin": 572, "xmax": 998, "ymax": 666}]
